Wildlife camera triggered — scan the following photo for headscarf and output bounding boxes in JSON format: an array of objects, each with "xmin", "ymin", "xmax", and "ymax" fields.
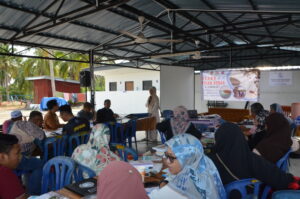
[
  {"xmin": 147, "ymin": 87, "xmax": 158, "ymax": 106},
  {"xmin": 250, "ymin": 103, "xmax": 269, "ymax": 133},
  {"xmin": 165, "ymin": 134, "xmax": 226, "ymax": 199},
  {"xmin": 270, "ymin": 103, "xmax": 294, "ymax": 125},
  {"xmin": 211, "ymin": 122, "xmax": 293, "ymax": 189},
  {"xmin": 97, "ymin": 161, "xmax": 149, "ymax": 199},
  {"xmin": 255, "ymin": 113, "xmax": 292, "ymax": 163},
  {"xmin": 72, "ymin": 124, "xmax": 119, "ymax": 174},
  {"xmin": 170, "ymin": 106, "xmax": 191, "ymax": 136},
  {"xmin": 270, "ymin": 103, "xmax": 284, "ymax": 114}
]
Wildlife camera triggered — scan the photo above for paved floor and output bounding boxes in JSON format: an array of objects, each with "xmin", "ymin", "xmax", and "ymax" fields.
[{"xmin": 289, "ymin": 158, "xmax": 300, "ymax": 176}]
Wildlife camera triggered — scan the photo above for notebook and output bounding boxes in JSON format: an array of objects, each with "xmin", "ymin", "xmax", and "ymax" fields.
[{"xmin": 65, "ymin": 178, "xmax": 97, "ymax": 196}]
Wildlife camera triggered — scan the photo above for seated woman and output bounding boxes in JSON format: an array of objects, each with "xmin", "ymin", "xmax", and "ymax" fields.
[
  {"xmin": 149, "ymin": 134, "xmax": 226, "ymax": 199},
  {"xmin": 270, "ymin": 103, "xmax": 294, "ymax": 124},
  {"xmin": 72, "ymin": 123, "xmax": 119, "ymax": 175},
  {"xmin": 156, "ymin": 106, "xmax": 202, "ymax": 141},
  {"xmin": 209, "ymin": 123, "xmax": 299, "ymax": 191},
  {"xmin": 248, "ymin": 103, "xmax": 269, "ymax": 150},
  {"xmin": 97, "ymin": 161, "xmax": 148, "ymax": 199},
  {"xmin": 254, "ymin": 113, "xmax": 292, "ymax": 163}
]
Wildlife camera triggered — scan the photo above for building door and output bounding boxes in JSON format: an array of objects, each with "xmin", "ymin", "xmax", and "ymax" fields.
[{"xmin": 125, "ymin": 81, "xmax": 134, "ymax": 91}]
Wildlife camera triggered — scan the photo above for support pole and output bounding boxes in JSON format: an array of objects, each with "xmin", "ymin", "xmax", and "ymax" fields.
[
  {"xmin": 49, "ymin": 51, "xmax": 56, "ymax": 97},
  {"xmin": 89, "ymin": 50, "xmax": 95, "ymax": 107}
]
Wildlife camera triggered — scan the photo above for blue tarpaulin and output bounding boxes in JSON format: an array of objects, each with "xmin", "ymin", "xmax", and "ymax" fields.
[{"xmin": 40, "ymin": 97, "xmax": 68, "ymax": 111}]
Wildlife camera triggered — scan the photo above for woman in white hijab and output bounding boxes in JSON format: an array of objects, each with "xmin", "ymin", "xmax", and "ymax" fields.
[{"xmin": 146, "ymin": 87, "xmax": 160, "ymax": 142}]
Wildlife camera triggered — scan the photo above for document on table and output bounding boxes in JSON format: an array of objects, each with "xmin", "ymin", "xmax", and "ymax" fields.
[
  {"xmin": 29, "ymin": 191, "xmax": 69, "ymax": 199},
  {"xmin": 145, "ymin": 187, "xmax": 159, "ymax": 195}
]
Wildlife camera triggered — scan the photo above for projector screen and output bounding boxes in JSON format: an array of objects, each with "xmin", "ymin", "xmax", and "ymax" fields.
[{"xmin": 202, "ymin": 70, "xmax": 259, "ymax": 102}]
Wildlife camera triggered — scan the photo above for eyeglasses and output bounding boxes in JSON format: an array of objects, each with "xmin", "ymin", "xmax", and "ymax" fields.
[{"xmin": 163, "ymin": 152, "xmax": 177, "ymax": 164}]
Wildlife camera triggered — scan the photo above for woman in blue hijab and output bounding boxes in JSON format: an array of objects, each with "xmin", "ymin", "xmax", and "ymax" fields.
[{"xmin": 149, "ymin": 134, "xmax": 226, "ymax": 199}]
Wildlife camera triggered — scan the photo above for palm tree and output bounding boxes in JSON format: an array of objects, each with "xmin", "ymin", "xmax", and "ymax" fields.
[
  {"xmin": 55, "ymin": 52, "xmax": 89, "ymax": 80},
  {"xmin": 0, "ymin": 44, "xmax": 21, "ymax": 101}
]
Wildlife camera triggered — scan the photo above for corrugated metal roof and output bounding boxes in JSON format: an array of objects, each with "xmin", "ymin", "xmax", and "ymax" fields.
[{"xmin": 0, "ymin": 0, "xmax": 300, "ymax": 70}]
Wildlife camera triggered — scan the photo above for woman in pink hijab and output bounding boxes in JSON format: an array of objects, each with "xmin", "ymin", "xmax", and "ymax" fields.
[{"xmin": 97, "ymin": 161, "xmax": 149, "ymax": 199}]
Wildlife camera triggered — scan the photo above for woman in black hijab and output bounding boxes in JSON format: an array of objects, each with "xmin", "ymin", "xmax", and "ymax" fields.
[
  {"xmin": 255, "ymin": 113, "xmax": 292, "ymax": 163},
  {"xmin": 209, "ymin": 122, "xmax": 295, "ymax": 190}
]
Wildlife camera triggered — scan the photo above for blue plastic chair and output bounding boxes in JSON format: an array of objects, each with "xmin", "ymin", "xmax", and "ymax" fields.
[
  {"xmin": 116, "ymin": 145, "xmax": 138, "ymax": 162},
  {"xmin": 42, "ymin": 136, "xmax": 67, "ymax": 163},
  {"xmin": 67, "ymin": 131, "xmax": 90, "ymax": 156},
  {"xmin": 162, "ymin": 110, "xmax": 173, "ymax": 119},
  {"xmin": 225, "ymin": 178, "xmax": 262, "ymax": 199},
  {"xmin": 41, "ymin": 156, "xmax": 75, "ymax": 194},
  {"xmin": 125, "ymin": 120, "xmax": 138, "ymax": 153},
  {"xmin": 260, "ymin": 149, "xmax": 294, "ymax": 198},
  {"xmin": 276, "ymin": 149, "xmax": 292, "ymax": 171},
  {"xmin": 73, "ymin": 163, "xmax": 96, "ymax": 182},
  {"xmin": 104, "ymin": 122, "xmax": 125, "ymax": 145},
  {"xmin": 158, "ymin": 130, "xmax": 166, "ymax": 144},
  {"xmin": 272, "ymin": 190, "xmax": 300, "ymax": 199}
]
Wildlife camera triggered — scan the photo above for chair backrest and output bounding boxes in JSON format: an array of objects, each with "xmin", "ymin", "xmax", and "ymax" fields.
[
  {"xmin": 125, "ymin": 120, "xmax": 137, "ymax": 138},
  {"xmin": 225, "ymin": 178, "xmax": 262, "ymax": 199},
  {"xmin": 67, "ymin": 131, "xmax": 90, "ymax": 156},
  {"xmin": 162, "ymin": 110, "xmax": 174, "ymax": 119},
  {"xmin": 125, "ymin": 120, "xmax": 137, "ymax": 148},
  {"xmin": 272, "ymin": 190, "xmax": 300, "ymax": 199},
  {"xmin": 116, "ymin": 145, "xmax": 138, "ymax": 162},
  {"xmin": 41, "ymin": 156, "xmax": 75, "ymax": 194},
  {"xmin": 42, "ymin": 136, "xmax": 67, "ymax": 163},
  {"xmin": 158, "ymin": 130, "xmax": 166, "ymax": 144},
  {"xmin": 43, "ymin": 137, "xmax": 57, "ymax": 163},
  {"xmin": 276, "ymin": 149, "xmax": 292, "ymax": 171},
  {"xmin": 104, "ymin": 122, "xmax": 124, "ymax": 144},
  {"xmin": 73, "ymin": 163, "xmax": 96, "ymax": 182}
]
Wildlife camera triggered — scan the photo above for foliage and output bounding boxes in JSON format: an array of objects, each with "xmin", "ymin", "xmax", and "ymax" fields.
[{"xmin": 0, "ymin": 45, "xmax": 107, "ymax": 102}]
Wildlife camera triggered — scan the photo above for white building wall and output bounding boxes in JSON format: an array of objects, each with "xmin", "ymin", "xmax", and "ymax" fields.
[
  {"xmin": 195, "ymin": 70, "xmax": 300, "ymax": 113},
  {"xmin": 90, "ymin": 91, "xmax": 160, "ymax": 115},
  {"xmin": 92, "ymin": 68, "xmax": 160, "ymax": 114},
  {"xmin": 96, "ymin": 69, "xmax": 160, "ymax": 92}
]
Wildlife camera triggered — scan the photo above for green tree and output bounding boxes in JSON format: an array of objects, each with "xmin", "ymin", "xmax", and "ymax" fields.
[{"xmin": 0, "ymin": 44, "xmax": 22, "ymax": 101}]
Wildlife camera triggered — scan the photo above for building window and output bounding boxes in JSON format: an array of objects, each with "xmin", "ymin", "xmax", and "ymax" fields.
[
  {"xmin": 143, "ymin": 80, "xmax": 152, "ymax": 90},
  {"xmin": 109, "ymin": 82, "xmax": 117, "ymax": 91},
  {"xmin": 125, "ymin": 81, "xmax": 134, "ymax": 91}
]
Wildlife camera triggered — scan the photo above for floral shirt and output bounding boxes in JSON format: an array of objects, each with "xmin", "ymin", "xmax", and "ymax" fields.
[{"xmin": 255, "ymin": 110, "xmax": 269, "ymax": 133}]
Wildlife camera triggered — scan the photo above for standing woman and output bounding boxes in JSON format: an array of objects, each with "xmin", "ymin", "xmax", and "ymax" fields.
[{"xmin": 146, "ymin": 87, "xmax": 160, "ymax": 142}]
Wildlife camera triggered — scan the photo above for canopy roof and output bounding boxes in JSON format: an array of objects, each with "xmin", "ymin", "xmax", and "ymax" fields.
[{"xmin": 1, "ymin": 0, "xmax": 300, "ymax": 70}]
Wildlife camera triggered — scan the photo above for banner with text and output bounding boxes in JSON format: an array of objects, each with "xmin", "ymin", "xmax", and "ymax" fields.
[
  {"xmin": 269, "ymin": 71, "xmax": 292, "ymax": 86},
  {"xmin": 202, "ymin": 70, "xmax": 259, "ymax": 101}
]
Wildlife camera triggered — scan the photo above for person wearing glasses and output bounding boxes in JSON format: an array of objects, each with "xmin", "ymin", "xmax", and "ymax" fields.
[{"xmin": 148, "ymin": 134, "xmax": 226, "ymax": 199}]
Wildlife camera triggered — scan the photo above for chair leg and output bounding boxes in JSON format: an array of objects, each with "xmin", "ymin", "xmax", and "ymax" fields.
[
  {"xmin": 134, "ymin": 136, "xmax": 138, "ymax": 154},
  {"xmin": 146, "ymin": 131, "xmax": 149, "ymax": 145}
]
